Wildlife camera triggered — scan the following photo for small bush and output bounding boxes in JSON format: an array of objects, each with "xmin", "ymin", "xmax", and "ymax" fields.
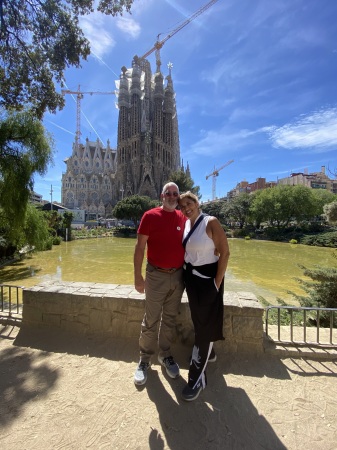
[
  {"xmin": 289, "ymin": 239, "xmax": 298, "ymax": 244},
  {"xmin": 112, "ymin": 226, "xmax": 137, "ymax": 237},
  {"xmin": 260, "ymin": 297, "xmax": 304, "ymax": 326},
  {"xmin": 53, "ymin": 236, "xmax": 62, "ymax": 245}
]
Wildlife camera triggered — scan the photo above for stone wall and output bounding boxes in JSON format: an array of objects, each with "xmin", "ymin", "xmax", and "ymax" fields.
[{"xmin": 22, "ymin": 281, "xmax": 264, "ymax": 354}]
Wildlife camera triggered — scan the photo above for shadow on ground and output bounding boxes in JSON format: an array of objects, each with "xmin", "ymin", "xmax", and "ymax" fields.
[
  {"xmin": 0, "ymin": 325, "xmax": 59, "ymax": 428},
  {"xmin": 1, "ymin": 324, "xmax": 336, "ymax": 449}
]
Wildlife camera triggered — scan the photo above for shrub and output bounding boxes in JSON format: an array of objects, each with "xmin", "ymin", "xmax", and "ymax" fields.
[
  {"xmin": 259, "ymin": 297, "xmax": 303, "ymax": 326},
  {"xmin": 290, "ymin": 262, "xmax": 337, "ymax": 327},
  {"xmin": 112, "ymin": 226, "xmax": 137, "ymax": 237},
  {"xmin": 52, "ymin": 236, "xmax": 62, "ymax": 245},
  {"xmin": 300, "ymin": 231, "xmax": 337, "ymax": 247},
  {"xmin": 289, "ymin": 239, "xmax": 298, "ymax": 244}
]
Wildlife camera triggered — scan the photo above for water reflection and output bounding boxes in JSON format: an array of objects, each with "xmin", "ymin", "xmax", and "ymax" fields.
[{"xmin": 0, "ymin": 237, "xmax": 335, "ymax": 304}]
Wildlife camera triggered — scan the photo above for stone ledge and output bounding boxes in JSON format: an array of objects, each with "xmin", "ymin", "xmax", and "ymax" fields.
[{"xmin": 22, "ymin": 281, "xmax": 265, "ymax": 353}]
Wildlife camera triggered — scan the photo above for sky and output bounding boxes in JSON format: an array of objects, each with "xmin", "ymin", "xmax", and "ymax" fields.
[{"xmin": 36, "ymin": 0, "xmax": 337, "ymax": 203}]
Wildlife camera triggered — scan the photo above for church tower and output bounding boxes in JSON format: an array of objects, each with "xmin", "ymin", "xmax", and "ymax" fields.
[{"xmin": 114, "ymin": 56, "xmax": 181, "ymax": 201}]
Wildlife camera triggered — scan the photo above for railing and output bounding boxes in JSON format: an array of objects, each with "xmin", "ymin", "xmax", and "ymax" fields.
[
  {"xmin": 265, "ymin": 305, "xmax": 337, "ymax": 348},
  {"xmin": 0, "ymin": 284, "xmax": 23, "ymax": 318}
]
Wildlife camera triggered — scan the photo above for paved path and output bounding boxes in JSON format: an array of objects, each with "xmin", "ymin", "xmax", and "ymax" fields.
[{"xmin": 0, "ymin": 324, "xmax": 336, "ymax": 450}]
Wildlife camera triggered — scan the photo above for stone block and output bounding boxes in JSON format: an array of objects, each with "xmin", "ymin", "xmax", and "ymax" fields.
[
  {"xmin": 89, "ymin": 308, "xmax": 112, "ymax": 332},
  {"xmin": 61, "ymin": 319, "xmax": 88, "ymax": 334},
  {"xmin": 22, "ymin": 304, "xmax": 42, "ymax": 324},
  {"xmin": 43, "ymin": 313, "xmax": 61, "ymax": 327},
  {"xmin": 126, "ymin": 319, "xmax": 142, "ymax": 338},
  {"xmin": 127, "ymin": 302, "xmax": 145, "ymax": 322},
  {"xmin": 232, "ymin": 316, "xmax": 264, "ymax": 338},
  {"xmin": 235, "ymin": 340, "xmax": 264, "ymax": 355}
]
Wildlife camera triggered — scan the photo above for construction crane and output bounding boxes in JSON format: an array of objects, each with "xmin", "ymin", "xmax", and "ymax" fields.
[
  {"xmin": 140, "ymin": 0, "xmax": 219, "ymax": 71},
  {"xmin": 206, "ymin": 159, "xmax": 234, "ymax": 200},
  {"xmin": 61, "ymin": 85, "xmax": 116, "ymax": 149}
]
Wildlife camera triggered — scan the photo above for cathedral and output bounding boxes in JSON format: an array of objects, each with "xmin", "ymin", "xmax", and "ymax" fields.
[{"xmin": 61, "ymin": 56, "xmax": 182, "ymax": 217}]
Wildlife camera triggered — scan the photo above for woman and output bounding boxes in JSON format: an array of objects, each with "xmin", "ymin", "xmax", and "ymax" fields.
[{"xmin": 179, "ymin": 191, "xmax": 230, "ymax": 401}]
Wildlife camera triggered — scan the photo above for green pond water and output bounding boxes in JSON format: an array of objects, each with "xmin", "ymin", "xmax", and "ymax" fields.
[{"xmin": 1, "ymin": 237, "xmax": 335, "ymax": 304}]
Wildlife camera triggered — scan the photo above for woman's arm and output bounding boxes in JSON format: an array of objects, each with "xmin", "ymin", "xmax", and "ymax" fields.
[{"xmin": 207, "ymin": 217, "xmax": 230, "ymax": 289}]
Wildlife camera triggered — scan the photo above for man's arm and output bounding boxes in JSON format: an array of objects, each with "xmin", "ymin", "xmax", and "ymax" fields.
[{"xmin": 134, "ymin": 233, "xmax": 148, "ymax": 293}]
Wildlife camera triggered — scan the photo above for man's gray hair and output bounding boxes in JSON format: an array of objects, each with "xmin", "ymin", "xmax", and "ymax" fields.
[{"xmin": 161, "ymin": 182, "xmax": 179, "ymax": 194}]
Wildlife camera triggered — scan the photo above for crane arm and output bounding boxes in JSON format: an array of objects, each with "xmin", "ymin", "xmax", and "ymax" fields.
[
  {"xmin": 62, "ymin": 89, "xmax": 116, "ymax": 95},
  {"xmin": 215, "ymin": 159, "xmax": 234, "ymax": 174},
  {"xmin": 140, "ymin": 0, "xmax": 219, "ymax": 60},
  {"xmin": 206, "ymin": 159, "xmax": 234, "ymax": 179}
]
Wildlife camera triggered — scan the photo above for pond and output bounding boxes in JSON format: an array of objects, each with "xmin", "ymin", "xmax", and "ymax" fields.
[{"xmin": 1, "ymin": 237, "xmax": 335, "ymax": 304}]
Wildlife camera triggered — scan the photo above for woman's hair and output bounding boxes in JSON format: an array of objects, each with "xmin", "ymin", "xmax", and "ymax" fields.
[{"xmin": 179, "ymin": 191, "xmax": 199, "ymax": 204}]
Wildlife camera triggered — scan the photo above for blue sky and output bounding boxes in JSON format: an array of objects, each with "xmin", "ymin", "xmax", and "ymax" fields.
[{"xmin": 36, "ymin": 0, "xmax": 337, "ymax": 203}]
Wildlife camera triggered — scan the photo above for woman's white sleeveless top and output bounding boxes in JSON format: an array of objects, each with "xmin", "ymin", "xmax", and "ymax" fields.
[{"xmin": 183, "ymin": 214, "xmax": 219, "ymax": 266}]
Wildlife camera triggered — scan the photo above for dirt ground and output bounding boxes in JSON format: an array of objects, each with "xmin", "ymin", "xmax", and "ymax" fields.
[{"xmin": 0, "ymin": 324, "xmax": 336, "ymax": 450}]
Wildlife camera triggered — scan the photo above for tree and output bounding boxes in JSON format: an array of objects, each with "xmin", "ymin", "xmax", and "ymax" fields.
[
  {"xmin": 113, "ymin": 195, "xmax": 158, "ymax": 225},
  {"xmin": 167, "ymin": 170, "xmax": 201, "ymax": 199},
  {"xmin": 61, "ymin": 211, "xmax": 74, "ymax": 241},
  {"xmin": 0, "ymin": 203, "xmax": 52, "ymax": 253},
  {"xmin": 22, "ymin": 204, "xmax": 51, "ymax": 251},
  {"xmin": 0, "ymin": 109, "xmax": 54, "ymax": 238},
  {"xmin": 311, "ymin": 189, "xmax": 336, "ymax": 217},
  {"xmin": 290, "ymin": 195, "xmax": 337, "ymax": 326},
  {"xmin": 221, "ymin": 193, "xmax": 252, "ymax": 228},
  {"xmin": 43, "ymin": 210, "xmax": 63, "ymax": 236},
  {"xmin": 250, "ymin": 185, "xmax": 316, "ymax": 229},
  {"xmin": 201, "ymin": 200, "xmax": 226, "ymax": 222},
  {"xmin": 0, "ymin": 0, "xmax": 134, "ymax": 118},
  {"xmin": 291, "ymin": 264, "xmax": 337, "ymax": 327}
]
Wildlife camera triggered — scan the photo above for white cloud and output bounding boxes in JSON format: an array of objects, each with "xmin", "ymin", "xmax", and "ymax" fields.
[
  {"xmin": 188, "ymin": 128, "xmax": 251, "ymax": 157},
  {"xmin": 267, "ymin": 108, "xmax": 337, "ymax": 150},
  {"xmin": 116, "ymin": 17, "xmax": 141, "ymax": 39},
  {"xmin": 80, "ymin": 13, "xmax": 116, "ymax": 58}
]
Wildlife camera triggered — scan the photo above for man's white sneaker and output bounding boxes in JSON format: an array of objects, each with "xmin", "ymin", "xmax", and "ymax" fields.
[{"xmin": 134, "ymin": 361, "xmax": 150, "ymax": 385}]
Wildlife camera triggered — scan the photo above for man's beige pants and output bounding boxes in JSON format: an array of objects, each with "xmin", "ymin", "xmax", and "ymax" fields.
[{"xmin": 139, "ymin": 263, "xmax": 184, "ymax": 363}]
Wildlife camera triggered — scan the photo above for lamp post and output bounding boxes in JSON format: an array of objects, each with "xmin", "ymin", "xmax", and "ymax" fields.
[{"xmin": 120, "ymin": 187, "xmax": 124, "ymax": 200}]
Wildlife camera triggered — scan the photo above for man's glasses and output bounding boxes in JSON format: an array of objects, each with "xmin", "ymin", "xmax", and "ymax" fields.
[{"xmin": 164, "ymin": 191, "xmax": 179, "ymax": 197}]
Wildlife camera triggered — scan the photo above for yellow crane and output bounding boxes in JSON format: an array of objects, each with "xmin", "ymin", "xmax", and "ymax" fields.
[
  {"xmin": 140, "ymin": 0, "xmax": 219, "ymax": 71},
  {"xmin": 61, "ymin": 85, "xmax": 116, "ymax": 149},
  {"xmin": 206, "ymin": 159, "xmax": 234, "ymax": 200}
]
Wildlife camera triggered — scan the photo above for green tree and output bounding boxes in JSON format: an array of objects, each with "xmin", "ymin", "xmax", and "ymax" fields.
[
  {"xmin": 250, "ymin": 185, "xmax": 316, "ymax": 229},
  {"xmin": 291, "ymin": 264, "xmax": 337, "ymax": 327},
  {"xmin": 311, "ymin": 189, "xmax": 336, "ymax": 217},
  {"xmin": 290, "ymin": 197, "xmax": 337, "ymax": 326},
  {"xmin": 0, "ymin": 0, "xmax": 134, "ymax": 117},
  {"xmin": 43, "ymin": 210, "xmax": 63, "ymax": 236},
  {"xmin": 0, "ymin": 203, "xmax": 52, "ymax": 253},
  {"xmin": 113, "ymin": 195, "xmax": 158, "ymax": 225},
  {"xmin": 167, "ymin": 170, "xmax": 201, "ymax": 199},
  {"xmin": 22, "ymin": 204, "xmax": 52, "ymax": 251},
  {"xmin": 201, "ymin": 200, "xmax": 226, "ymax": 221},
  {"xmin": 0, "ymin": 110, "xmax": 54, "ymax": 238},
  {"xmin": 221, "ymin": 193, "xmax": 252, "ymax": 228},
  {"xmin": 61, "ymin": 211, "xmax": 74, "ymax": 241}
]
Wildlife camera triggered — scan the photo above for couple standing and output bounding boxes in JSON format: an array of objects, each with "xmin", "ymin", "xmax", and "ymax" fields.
[{"xmin": 133, "ymin": 182, "xmax": 230, "ymax": 401}]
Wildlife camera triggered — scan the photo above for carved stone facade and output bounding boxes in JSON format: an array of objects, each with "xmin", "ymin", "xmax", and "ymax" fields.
[{"xmin": 61, "ymin": 56, "xmax": 181, "ymax": 214}]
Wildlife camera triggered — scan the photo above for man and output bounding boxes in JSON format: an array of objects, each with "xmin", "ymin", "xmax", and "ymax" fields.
[{"xmin": 133, "ymin": 182, "xmax": 186, "ymax": 386}]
